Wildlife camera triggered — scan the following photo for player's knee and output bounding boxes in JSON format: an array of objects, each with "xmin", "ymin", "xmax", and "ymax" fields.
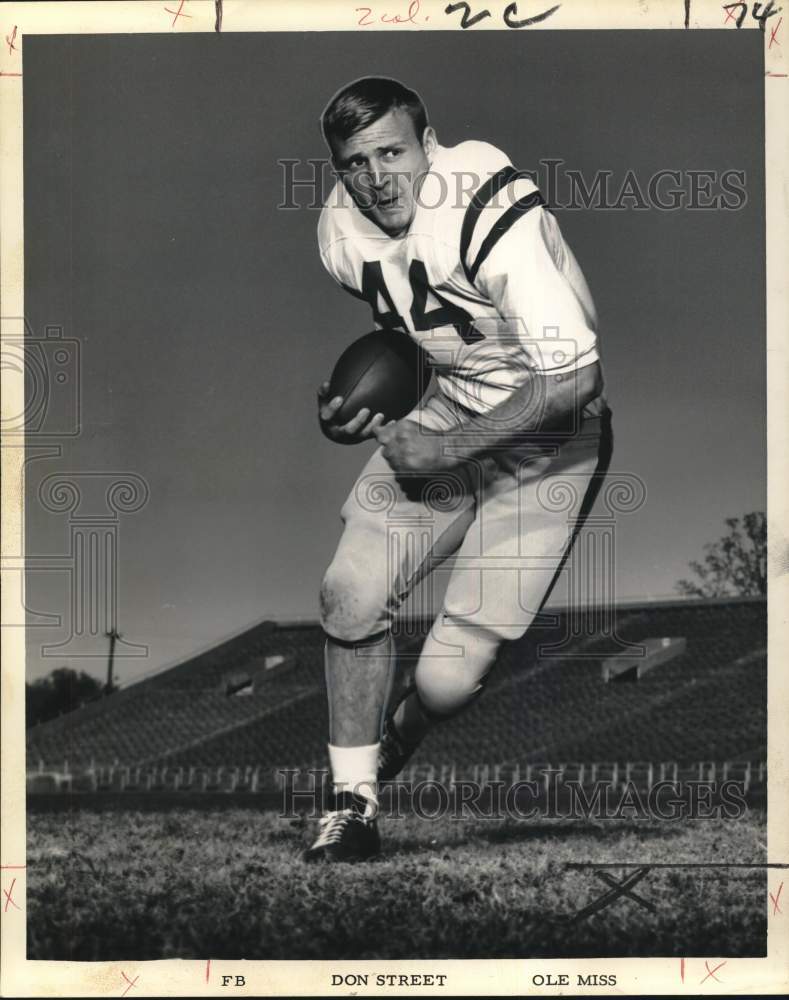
[
  {"xmin": 415, "ymin": 617, "xmax": 500, "ymax": 718},
  {"xmin": 415, "ymin": 657, "xmax": 486, "ymax": 718},
  {"xmin": 319, "ymin": 559, "xmax": 388, "ymax": 643}
]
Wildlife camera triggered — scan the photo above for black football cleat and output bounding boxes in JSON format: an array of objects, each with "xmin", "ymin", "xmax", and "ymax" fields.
[
  {"xmin": 377, "ymin": 713, "xmax": 421, "ymax": 782},
  {"xmin": 303, "ymin": 792, "xmax": 380, "ymax": 863}
]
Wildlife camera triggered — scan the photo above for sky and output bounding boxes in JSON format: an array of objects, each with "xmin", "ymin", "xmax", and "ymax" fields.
[{"xmin": 22, "ymin": 29, "xmax": 764, "ymax": 684}]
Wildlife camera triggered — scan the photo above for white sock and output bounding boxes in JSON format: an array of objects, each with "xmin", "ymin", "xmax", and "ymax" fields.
[{"xmin": 328, "ymin": 742, "xmax": 379, "ymax": 818}]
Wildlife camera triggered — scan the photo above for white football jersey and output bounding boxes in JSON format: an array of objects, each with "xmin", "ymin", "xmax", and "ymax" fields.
[{"xmin": 318, "ymin": 140, "xmax": 603, "ymax": 416}]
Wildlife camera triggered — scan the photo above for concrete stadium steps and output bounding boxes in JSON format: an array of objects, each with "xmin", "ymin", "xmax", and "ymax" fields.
[
  {"xmin": 26, "ymin": 622, "xmax": 329, "ymax": 767},
  {"xmin": 26, "ymin": 681, "xmax": 320, "ymax": 769},
  {"xmin": 160, "ymin": 629, "xmax": 326, "ymax": 690},
  {"xmin": 532, "ymin": 655, "xmax": 766, "ymax": 762},
  {"xmin": 26, "ymin": 598, "xmax": 766, "ymax": 771},
  {"xmin": 144, "ymin": 645, "xmax": 764, "ymax": 772},
  {"xmin": 151, "ymin": 690, "xmax": 330, "ymax": 770},
  {"xmin": 411, "ymin": 649, "xmax": 766, "ymax": 766},
  {"xmin": 26, "ymin": 690, "xmax": 286, "ymax": 766}
]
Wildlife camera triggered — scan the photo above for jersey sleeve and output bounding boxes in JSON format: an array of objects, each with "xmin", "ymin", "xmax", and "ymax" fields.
[
  {"xmin": 463, "ymin": 176, "xmax": 600, "ymax": 376},
  {"xmin": 317, "ymin": 195, "xmax": 358, "ymax": 296}
]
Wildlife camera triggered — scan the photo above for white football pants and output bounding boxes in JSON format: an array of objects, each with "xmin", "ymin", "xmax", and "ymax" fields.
[{"xmin": 320, "ymin": 390, "xmax": 612, "ymax": 718}]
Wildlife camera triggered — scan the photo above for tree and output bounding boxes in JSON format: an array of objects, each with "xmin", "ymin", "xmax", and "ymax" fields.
[
  {"xmin": 676, "ymin": 511, "xmax": 766, "ymax": 598},
  {"xmin": 26, "ymin": 667, "xmax": 105, "ymax": 728}
]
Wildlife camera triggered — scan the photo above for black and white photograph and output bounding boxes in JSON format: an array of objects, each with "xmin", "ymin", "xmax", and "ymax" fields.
[{"xmin": 1, "ymin": 0, "xmax": 787, "ymax": 995}]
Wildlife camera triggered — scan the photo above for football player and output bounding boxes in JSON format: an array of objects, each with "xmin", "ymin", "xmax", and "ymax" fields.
[{"xmin": 305, "ymin": 77, "xmax": 612, "ymax": 861}]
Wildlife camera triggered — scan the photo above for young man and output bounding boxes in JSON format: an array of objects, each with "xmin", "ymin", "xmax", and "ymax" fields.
[{"xmin": 306, "ymin": 77, "xmax": 611, "ymax": 861}]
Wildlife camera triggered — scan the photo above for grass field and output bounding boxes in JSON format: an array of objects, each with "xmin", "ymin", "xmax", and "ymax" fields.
[{"xmin": 27, "ymin": 805, "xmax": 766, "ymax": 961}]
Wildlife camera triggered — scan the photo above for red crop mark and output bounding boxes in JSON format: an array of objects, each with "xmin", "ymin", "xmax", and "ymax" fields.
[
  {"xmin": 770, "ymin": 880, "xmax": 784, "ymax": 915},
  {"xmin": 121, "ymin": 972, "xmax": 139, "ymax": 997},
  {"xmin": 3, "ymin": 878, "xmax": 20, "ymax": 912},
  {"xmin": 680, "ymin": 958, "xmax": 685, "ymax": 983},
  {"xmin": 769, "ymin": 16, "xmax": 782, "ymax": 46},
  {"xmin": 723, "ymin": 6, "xmax": 738, "ymax": 23},
  {"xmin": 700, "ymin": 960, "xmax": 726, "ymax": 984},
  {"xmin": 164, "ymin": 0, "xmax": 192, "ymax": 27},
  {"xmin": 205, "ymin": 959, "xmax": 211, "ymax": 983},
  {"xmin": 5, "ymin": 25, "xmax": 17, "ymax": 55}
]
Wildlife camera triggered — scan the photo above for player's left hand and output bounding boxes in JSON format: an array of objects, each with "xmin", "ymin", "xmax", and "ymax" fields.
[{"xmin": 374, "ymin": 420, "xmax": 457, "ymax": 474}]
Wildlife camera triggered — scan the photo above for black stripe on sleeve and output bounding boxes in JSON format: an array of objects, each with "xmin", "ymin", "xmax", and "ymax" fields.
[
  {"xmin": 467, "ymin": 190, "xmax": 546, "ymax": 284},
  {"xmin": 340, "ymin": 281, "xmax": 366, "ymax": 301},
  {"xmin": 460, "ymin": 166, "xmax": 519, "ymax": 281}
]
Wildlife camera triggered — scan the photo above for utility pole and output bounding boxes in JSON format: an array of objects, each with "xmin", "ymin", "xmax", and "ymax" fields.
[{"xmin": 105, "ymin": 628, "xmax": 121, "ymax": 693}]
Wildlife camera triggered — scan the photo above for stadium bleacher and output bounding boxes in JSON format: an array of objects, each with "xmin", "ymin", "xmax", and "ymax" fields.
[{"xmin": 26, "ymin": 597, "xmax": 766, "ymax": 790}]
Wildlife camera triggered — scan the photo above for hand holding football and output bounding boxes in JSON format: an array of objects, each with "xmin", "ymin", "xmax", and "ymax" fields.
[{"xmin": 319, "ymin": 330, "xmax": 430, "ymax": 444}]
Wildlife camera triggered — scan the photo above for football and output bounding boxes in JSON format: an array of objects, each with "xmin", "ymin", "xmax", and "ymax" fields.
[{"xmin": 325, "ymin": 329, "xmax": 431, "ymax": 436}]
